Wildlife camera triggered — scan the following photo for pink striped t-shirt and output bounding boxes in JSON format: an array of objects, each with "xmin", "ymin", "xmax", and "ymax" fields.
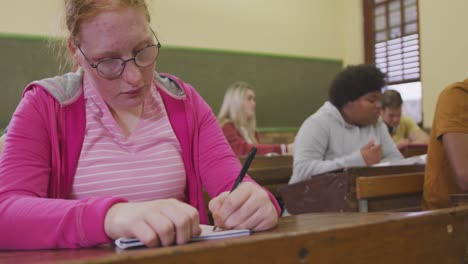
[{"xmin": 71, "ymin": 79, "xmax": 186, "ymax": 202}]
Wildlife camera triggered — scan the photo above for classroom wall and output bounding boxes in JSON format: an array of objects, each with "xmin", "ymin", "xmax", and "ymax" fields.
[
  {"xmin": 152, "ymin": 0, "xmax": 345, "ymax": 60},
  {"xmin": 156, "ymin": 0, "xmax": 361, "ymax": 66},
  {"xmin": 153, "ymin": 0, "xmax": 468, "ymax": 128},
  {"xmin": 0, "ymin": 1, "xmax": 62, "ymax": 36},
  {"xmin": 419, "ymin": 0, "xmax": 468, "ymax": 127},
  {"xmin": 0, "ymin": 0, "xmax": 351, "ymax": 129},
  {"xmin": 342, "ymin": 0, "xmax": 364, "ymax": 66},
  {"xmin": 4, "ymin": 1, "xmax": 463, "ymax": 129},
  {"xmin": 0, "ymin": 0, "xmax": 348, "ymax": 60},
  {"xmin": 0, "ymin": 0, "xmax": 462, "ymax": 127}
]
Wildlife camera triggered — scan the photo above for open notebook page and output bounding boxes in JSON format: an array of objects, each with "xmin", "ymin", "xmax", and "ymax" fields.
[
  {"xmin": 115, "ymin": 224, "xmax": 250, "ymax": 249},
  {"xmin": 372, "ymin": 154, "xmax": 427, "ymax": 167}
]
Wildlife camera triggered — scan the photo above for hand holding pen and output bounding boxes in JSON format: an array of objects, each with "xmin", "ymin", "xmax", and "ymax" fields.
[
  {"xmin": 212, "ymin": 147, "xmax": 257, "ymax": 231},
  {"xmin": 230, "ymin": 147, "xmax": 258, "ymax": 192},
  {"xmin": 208, "ymin": 147, "xmax": 278, "ymax": 232}
]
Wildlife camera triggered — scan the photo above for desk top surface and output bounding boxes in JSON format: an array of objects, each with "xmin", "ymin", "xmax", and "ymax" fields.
[{"xmin": 1, "ymin": 206, "xmax": 467, "ymax": 264}]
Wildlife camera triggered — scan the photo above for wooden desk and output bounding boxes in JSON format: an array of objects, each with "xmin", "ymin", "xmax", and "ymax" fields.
[
  {"xmin": 2, "ymin": 206, "xmax": 467, "ymax": 264},
  {"xmin": 203, "ymin": 158, "xmax": 292, "ymax": 224},
  {"xmin": 239, "ymin": 156, "xmax": 292, "ymax": 201},
  {"xmin": 399, "ymin": 144, "xmax": 428, "ymax": 158},
  {"xmin": 451, "ymin": 193, "xmax": 468, "ymax": 207},
  {"xmin": 280, "ymin": 165, "xmax": 425, "ymax": 214},
  {"xmin": 257, "ymin": 130, "xmax": 296, "ymax": 144},
  {"xmin": 239, "ymin": 155, "xmax": 293, "ymax": 169},
  {"xmin": 248, "ymin": 165, "xmax": 291, "ymax": 199}
]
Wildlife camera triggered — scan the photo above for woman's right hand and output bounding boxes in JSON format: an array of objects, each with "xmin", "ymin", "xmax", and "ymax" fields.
[{"xmin": 104, "ymin": 199, "xmax": 201, "ymax": 247}]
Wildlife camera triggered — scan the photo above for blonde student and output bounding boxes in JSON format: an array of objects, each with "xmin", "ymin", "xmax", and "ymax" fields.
[
  {"xmin": 218, "ymin": 81, "xmax": 293, "ymax": 156},
  {"xmin": 0, "ymin": 0, "xmax": 279, "ymax": 250}
]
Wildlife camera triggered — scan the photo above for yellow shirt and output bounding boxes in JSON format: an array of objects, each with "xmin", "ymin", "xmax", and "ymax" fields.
[
  {"xmin": 390, "ymin": 115, "xmax": 420, "ymax": 143},
  {"xmin": 422, "ymin": 79, "xmax": 468, "ymax": 209}
]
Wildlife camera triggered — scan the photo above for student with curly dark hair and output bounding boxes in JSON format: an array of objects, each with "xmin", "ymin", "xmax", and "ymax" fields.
[{"xmin": 289, "ymin": 64, "xmax": 403, "ymax": 184}]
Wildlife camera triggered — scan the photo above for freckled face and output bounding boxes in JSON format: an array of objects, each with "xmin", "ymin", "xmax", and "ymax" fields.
[
  {"xmin": 243, "ymin": 89, "xmax": 256, "ymax": 120},
  {"xmin": 73, "ymin": 7, "xmax": 157, "ymax": 112}
]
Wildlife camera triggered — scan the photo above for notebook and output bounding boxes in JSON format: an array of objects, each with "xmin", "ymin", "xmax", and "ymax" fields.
[
  {"xmin": 372, "ymin": 154, "xmax": 427, "ymax": 167},
  {"xmin": 115, "ymin": 224, "xmax": 251, "ymax": 249}
]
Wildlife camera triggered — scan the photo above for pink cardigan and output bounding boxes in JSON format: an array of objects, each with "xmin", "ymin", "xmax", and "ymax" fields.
[{"xmin": 0, "ymin": 71, "xmax": 280, "ymax": 250}]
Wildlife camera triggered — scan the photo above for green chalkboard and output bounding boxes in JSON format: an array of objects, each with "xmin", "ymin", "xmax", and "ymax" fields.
[
  {"xmin": 0, "ymin": 35, "xmax": 342, "ymax": 129},
  {"xmin": 0, "ymin": 36, "xmax": 63, "ymax": 129}
]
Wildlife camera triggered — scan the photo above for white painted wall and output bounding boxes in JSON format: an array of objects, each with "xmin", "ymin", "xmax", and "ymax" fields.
[
  {"xmin": 0, "ymin": 0, "xmax": 346, "ymax": 60},
  {"xmin": 151, "ymin": 0, "xmax": 345, "ymax": 60},
  {"xmin": 342, "ymin": 0, "xmax": 364, "ymax": 66},
  {"xmin": 0, "ymin": 0, "xmax": 64, "ymax": 36},
  {"xmin": 2, "ymin": 0, "xmax": 463, "ymax": 127},
  {"xmin": 419, "ymin": 0, "xmax": 468, "ymax": 127}
]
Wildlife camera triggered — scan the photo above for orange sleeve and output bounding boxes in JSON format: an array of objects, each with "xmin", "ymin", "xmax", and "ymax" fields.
[{"xmin": 434, "ymin": 86, "xmax": 468, "ymax": 139}]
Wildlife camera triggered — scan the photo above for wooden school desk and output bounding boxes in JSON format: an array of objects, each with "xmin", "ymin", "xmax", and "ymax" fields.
[
  {"xmin": 247, "ymin": 166, "xmax": 291, "ymax": 200},
  {"xmin": 1, "ymin": 206, "xmax": 467, "ymax": 264},
  {"xmin": 399, "ymin": 144, "xmax": 428, "ymax": 158},
  {"xmin": 239, "ymin": 155, "xmax": 292, "ymax": 169},
  {"xmin": 238, "ymin": 155, "xmax": 293, "ymax": 201},
  {"xmin": 280, "ymin": 165, "xmax": 425, "ymax": 214}
]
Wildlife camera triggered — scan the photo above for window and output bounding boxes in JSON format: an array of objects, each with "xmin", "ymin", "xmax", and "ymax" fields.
[{"xmin": 364, "ymin": 0, "xmax": 422, "ymax": 123}]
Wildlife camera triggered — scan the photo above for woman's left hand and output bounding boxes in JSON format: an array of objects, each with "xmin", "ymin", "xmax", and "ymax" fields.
[{"xmin": 208, "ymin": 182, "xmax": 278, "ymax": 231}]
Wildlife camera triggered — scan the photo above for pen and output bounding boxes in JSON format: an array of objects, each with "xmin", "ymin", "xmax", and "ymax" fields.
[{"xmin": 213, "ymin": 147, "xmax": 257, "ymax": 231}]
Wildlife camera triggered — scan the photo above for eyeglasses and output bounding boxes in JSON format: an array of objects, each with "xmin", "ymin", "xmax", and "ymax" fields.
[{"xmin": 76, "ymin": 29, "xmax": 161, "ymax": 79}]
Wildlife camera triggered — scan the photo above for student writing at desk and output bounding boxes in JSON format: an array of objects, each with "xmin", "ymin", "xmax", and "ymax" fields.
[
  {"xmin": 381, "ymin": 89, "xmax": 429, "ymax": 148},
  {"xmin": 423, "ymin": 79, "xmax": 468, "ymax": 209},
  {"xmin": 290, "ymin": 64, "xmax": 403, "ymax": 184},
  {"xmin": 218, "ymin": 81, "xmax": 293, "ymax": 156},
  {"xmin": 0, "ymin": 0, "xmax": 279, "ymax": 250}
]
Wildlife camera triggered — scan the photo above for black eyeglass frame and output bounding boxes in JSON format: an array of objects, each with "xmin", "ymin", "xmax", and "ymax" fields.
[{"xmin": 76, "ymin": 28, "xmax": 162, "ymax": 79}]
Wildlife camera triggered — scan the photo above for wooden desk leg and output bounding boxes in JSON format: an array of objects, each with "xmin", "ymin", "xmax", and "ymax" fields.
[{"xmin": 358, "ymin": 199, "xmax": 369, "ymax": 212}]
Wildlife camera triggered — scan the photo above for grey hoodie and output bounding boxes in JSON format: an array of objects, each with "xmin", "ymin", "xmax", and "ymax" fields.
[{"xmin": 289, "ymin": 101, "xmax": 403, "ymax": 184}]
